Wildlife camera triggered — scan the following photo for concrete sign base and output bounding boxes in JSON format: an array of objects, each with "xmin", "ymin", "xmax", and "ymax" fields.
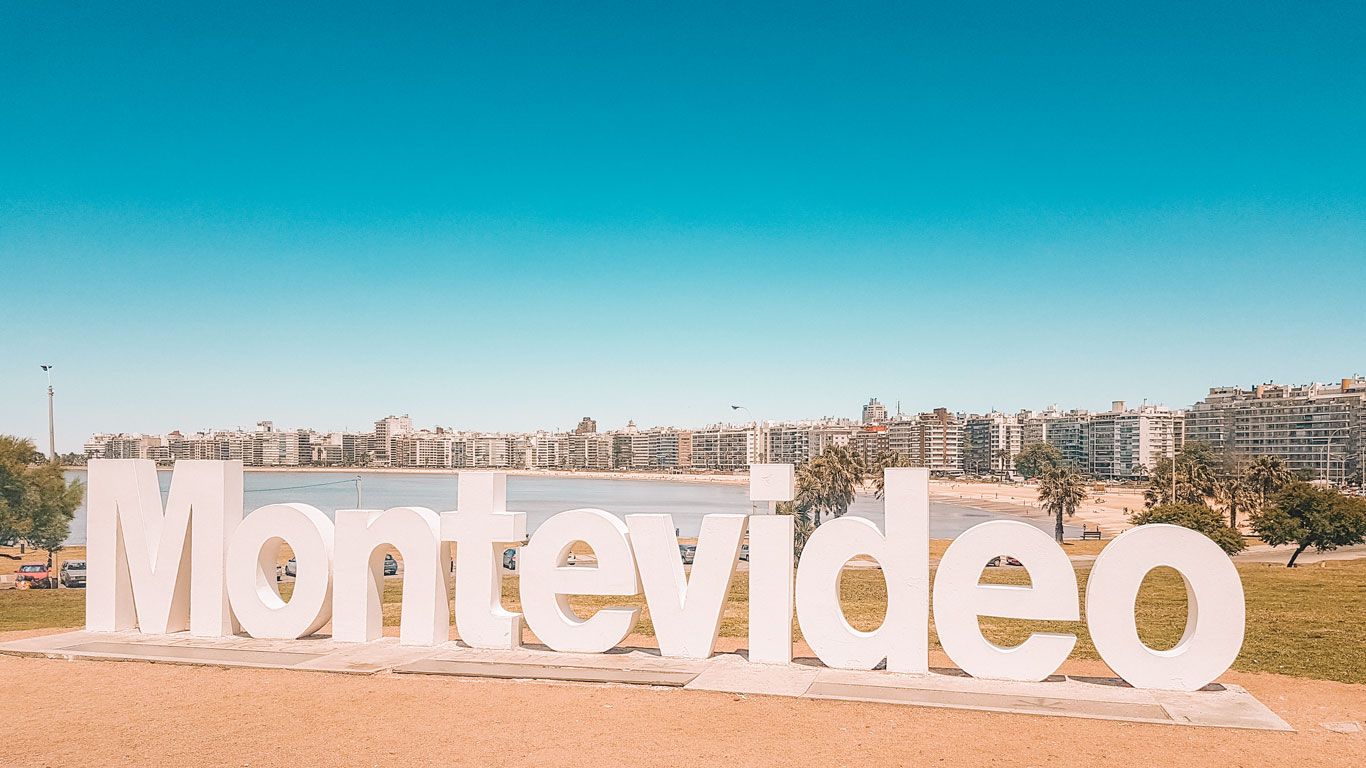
[{"xmin": 0, "ymin": 630, "xmax": 1291, "ymax": 731}]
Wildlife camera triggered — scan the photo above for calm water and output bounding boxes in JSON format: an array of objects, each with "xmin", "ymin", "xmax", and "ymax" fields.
[{"xmin": 62, "ymin": 469, "xmax": 1078, "ymax": 545}]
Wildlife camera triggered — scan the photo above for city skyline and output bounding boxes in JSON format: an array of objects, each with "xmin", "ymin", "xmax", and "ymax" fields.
[
  {"xmin": 6, "ymin": 372, "xmax": 1366, "ymax": 456},
  {"xmin": 76, "ymin": 377, "xmax": 1366, "ymax": 486}
]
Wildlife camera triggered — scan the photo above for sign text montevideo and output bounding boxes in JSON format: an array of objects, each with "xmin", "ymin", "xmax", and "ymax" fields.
[{"xmin": 85, "ymin": 460, "xmax": 1245, "ymax": 691}]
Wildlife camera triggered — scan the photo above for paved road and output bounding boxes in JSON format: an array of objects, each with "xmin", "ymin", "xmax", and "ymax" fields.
[{"xmin": 1233, "ymin": 543, "xmax": 1366, "ymax": 565}]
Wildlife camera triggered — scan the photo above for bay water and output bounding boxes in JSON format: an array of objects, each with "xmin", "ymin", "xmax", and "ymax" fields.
[{"xmin": 61, "ymin": 469, "xmax": 1077, "ymax": 545}]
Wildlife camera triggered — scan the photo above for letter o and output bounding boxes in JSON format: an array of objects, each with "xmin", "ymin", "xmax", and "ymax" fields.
[
  {"xmin": 1086, "ymin": 524, "xmax": 1245, "ymax": 691},
  {"xmin": 227, "ymin": 503, "xmax": 335, "ymax": 639}
]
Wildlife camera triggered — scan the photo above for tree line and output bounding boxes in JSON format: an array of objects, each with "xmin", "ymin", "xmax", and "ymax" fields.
[{"xmin": 1014, "ymin": 441, "xmax": 1366, "ymax": 566}]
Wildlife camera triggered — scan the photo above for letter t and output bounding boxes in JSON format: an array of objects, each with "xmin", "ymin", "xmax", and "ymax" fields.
[{"xmin": 441, "ymin": 472, "xmax": 526, "ymax": 649}]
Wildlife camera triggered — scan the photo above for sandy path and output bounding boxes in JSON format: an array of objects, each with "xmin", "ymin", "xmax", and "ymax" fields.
[{"xmin": 5, "ymin": 631, "xmax": 1362, "ymax": 767}]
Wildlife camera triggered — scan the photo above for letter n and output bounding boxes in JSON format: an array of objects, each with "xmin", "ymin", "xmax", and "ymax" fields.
[{"xmin": 86, "ymin": 459, "xmax": 244, "ymax": 636}]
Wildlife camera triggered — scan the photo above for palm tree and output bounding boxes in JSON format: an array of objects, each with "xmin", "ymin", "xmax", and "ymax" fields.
[
  {"xmin": 873, "ymin": 451, "xmax": 913, "ymax": 499},
  {"xmin": 792, "ymin": 446, "xmax": 867, "ymax": 527},
  {"xmin": 1038, "ymin": 466, "xmax": 1088, "ymax": 542},
  {"xmin": 992, "ymin": 449, "xmax": 1011, "ymax": 478},
  {"xmin": 1144, "ymin": 443, "xmax": 1219, "ymax": 508},
  {"xmin": 1214, "ymin": 473, "xmax": 1253, "ymax": 530},
  {"xmin": 776, "ymin": 500, "xmax": 816, "ymax": 558},
  {"xmin": 794, "ymin": 461, "xmax": 833, "ymax": 526},
  {"xmin": 1246, "ymin": 455, "xmax": 1293, "ymax": 512}
]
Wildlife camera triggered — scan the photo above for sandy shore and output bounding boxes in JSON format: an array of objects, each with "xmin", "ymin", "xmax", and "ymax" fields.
[
  {"xmin": 928, "ymin": 479, "xmax": 1147, "ymax": 534},
  {"xmin": 4, "ymin": 628, "xmax": 1361, "ymax": 767}
]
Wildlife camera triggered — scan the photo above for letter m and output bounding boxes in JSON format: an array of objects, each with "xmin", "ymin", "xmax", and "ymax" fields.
[{"xmin": 86, "ymin": 459, "xmax": 244, "ymax": 636}]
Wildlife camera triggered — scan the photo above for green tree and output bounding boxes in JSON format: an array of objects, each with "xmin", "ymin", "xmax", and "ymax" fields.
[
  {"xmin": 1250, "ymin": 482, "xmax": 1366, "ymax": 567},
  {"xmin": 1213, "ymin": 473, "xmax": 1254, "ymax": 531},
  {"xmin": 1245, "ymin": 455, "xmax": 1294, "ymax": 512},
  {"xmin": 0, "ymin": 436, "xmax": 83, "ymax": 558},
  {"xmin": 23, "ymin": 462, "xmax": 85, "ymax": 568},
  {"xmin": 1129, "ymin": 502, "xmax": 1246, "ymax": 555},
  {"xmin": 872, "ymin": 451, "xmax": 913, "ymax": 499},
  {"xmin": 1144, "ymin": 442, "xmax": 1220, "ymax": 508},
  {"xmin": 791, "ymin": 446, "xmax": 867, "ymax": 529},
  {"xmin": 1014, "ymin": 443, "xmax": 1062, "ymax": 479},
  {"xmin": 775, "ymin": 500, "xmax": 815, "ymax": 559},
  {"xmin": 1, "ymin": 436, "xmax": 39, "ymax": 551},
  {"xmin": 1038, "ymin": 466, "xmax": 1087, "ymax": 542}
]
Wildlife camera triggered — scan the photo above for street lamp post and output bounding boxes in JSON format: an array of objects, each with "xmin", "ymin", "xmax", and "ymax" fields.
[
  {"xmin": 731, "ymin": 404, "xmax": 764, "ymax": 464},
  {"xmin": 40, "ymin": 364, "xmax": 56, "ymax": 463},
  {"xmin": 1324, "ymin": 427, "xmax": 1348, "ymax": 486}
]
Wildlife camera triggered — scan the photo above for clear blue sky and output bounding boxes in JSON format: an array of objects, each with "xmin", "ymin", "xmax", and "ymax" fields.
[{"xmin": 2, "ymin": 1, "xmax": 1363, "ymax": 451}]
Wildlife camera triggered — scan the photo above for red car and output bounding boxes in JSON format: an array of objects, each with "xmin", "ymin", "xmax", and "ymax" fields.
[{"xmin": 15, "ymin": 563, "xmax": 55, "ymax": 589}]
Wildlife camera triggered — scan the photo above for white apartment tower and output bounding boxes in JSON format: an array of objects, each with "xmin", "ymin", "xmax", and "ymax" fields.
[
  {"xmin": 964, "ymin": 412, "xmax": 1023, "ymax": 477},
  {"xmin": 862, "ymin": 398, "xmax": 888, "ymax": 425},
  {"xmin": 1185, "ymin": 379, "xmax": 1366, "ymax": 484},
  {"xmin": 1086, "ymin": 402, "xmax": 1183, "ymax": 481}
]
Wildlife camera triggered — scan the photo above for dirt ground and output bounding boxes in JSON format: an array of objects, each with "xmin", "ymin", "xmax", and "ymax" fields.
[{"xmin": 4, "ymin": 630, "xmax": 1362, "ymax": 768}]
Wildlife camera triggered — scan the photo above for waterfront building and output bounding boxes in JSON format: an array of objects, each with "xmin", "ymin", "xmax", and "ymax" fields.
[
  {"xmin": 766, "ymin": 423, "xmax": 813, "ymax": 466},
  {"xmin": 370, "ymin": 415, "xmax": 414, "ymax": 466},
  {"xmin": 567, "ymin": 432, "xmax": 612, "ymax": 470},
  {"xmin": 963, "ymin": 412, "xmax": 1023, "ymax": 477},
  {"xmin": 1020, "ymin": 406, "xmax": 1066, "ymax": 449},
  {"xmin": 812, "ymin": 422, "xmax": 858, "ymax": 457},
  {"xmin": 626, "ymin": 427, "xmax": 689, "ymax": 470},
  {"xmin": 530, "ymin": 432, "xmax": 566, "ymax": 469},
  {"xmin": 610, "ymin": 427, "xmax": 635, "ymax": 469},
  {"xmin": 1086, "ymin": 402, "xmax": 1183, "ymax": 481},
  {"xmin": 394, "ymin": 430, "xmax": 457, "ymax": 468},
  {"xmin": 469, "ymin": 435, "xmax": 514, "ymax": 468},
  {"xmin": 850, "ymin": 425, "xmax": 889, "ymax": 463},
  {"xmin": 1041, "ymin": 411, "xmax": 1091, "ymax": 472},
  {"xmin": 249, "ymin": 427, "xmax": 303, "ymax": 467},
  {"xmin": 1185, "ymin": 378, "xmax": 1366, "ymax": 484},
  {"xmin": 690, "ymin": 425, "xmax": 758, "ymax": 471},
  {"xmin": 574, "ymin": 416, "xmax": 598, "ymax": 435},
  {"xmin": 83, "ymin": 433, "xmax": 113, "ymax": 459},
  {"xmin": 312, "ymin": 433, "xmax": 346, "ymax": 466},
  {"xmin": 887, "ymin": 409, "xmax": 964, "ymax": 475}
]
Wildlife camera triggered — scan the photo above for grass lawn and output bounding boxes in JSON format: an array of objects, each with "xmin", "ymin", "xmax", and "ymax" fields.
[{"xmin": 4, "ymin": 551, "xmax": 1362, "ymax": 684}]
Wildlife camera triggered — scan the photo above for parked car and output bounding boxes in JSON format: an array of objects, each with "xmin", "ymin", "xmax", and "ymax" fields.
[
  {"xmin": 502, "ymin": 548, "xmax": 517, "ymax": 571},
  {"xmin": 285, "ymin": 558, "xmax": 297, "ymax": 577},
  {"xmin": 16, "ymin": 563, "xmax": 54, "ymax": 589},
  {"xmin": 60, "ymin": 560, "xmax": 87, "ymax": 588},
  {"xmin": 383, "ymin": 554, "xmax": 398, "ymax": 576},
  {"xmin": 679, "ymin": 544, "xmax": 697, "ymax": 565},
  {"xmin": 738, "ymin": 544, "xmax": 750, "ymax": 562}
]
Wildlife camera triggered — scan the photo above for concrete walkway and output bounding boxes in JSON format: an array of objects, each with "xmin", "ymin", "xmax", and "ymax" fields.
[
  {"xmin": 0, "ymin": 630, "xmax": 1292, "ymax": 731},
  {"xmin": 1234, "ymin": 543, "xmax": 1366, "ymax": 565}
]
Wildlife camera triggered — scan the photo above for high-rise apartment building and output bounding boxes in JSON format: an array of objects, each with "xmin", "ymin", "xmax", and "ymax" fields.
[
  {"xmin": 690, "ymin": 425, "xmax": 758, "ymax": 471},
  {"xmin": 1185, "ymin": 379, "xmax": 1366, "ymax": 484},
  {"xmin": 1086, "ymin": 402, "xmax": 1183, "ymax": 480},
  {"xmin": 963, "ymin": 411, "xmax": 1023, "ymax": 477},
  {"xmin": 371, "ymin": 415, "xmax": 414, "ymax": 466},
  {"xmin": 567, "ymin": 432, "xmax": 612, "ymax": 470},
  {"xmin": 887, "ymin": 409, "xmax": 964, "ymax": 475},
  {"xmin": 862, "ymin": 398, "xmax": 888, "ymax": 425}
]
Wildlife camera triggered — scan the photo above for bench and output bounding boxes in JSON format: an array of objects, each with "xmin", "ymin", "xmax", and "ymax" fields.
[{"xmin": 1081, "ymin": 525, "xmax": 1103, "ymax": 540}]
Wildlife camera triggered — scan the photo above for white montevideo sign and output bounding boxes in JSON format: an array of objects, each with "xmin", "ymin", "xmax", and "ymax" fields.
[{"xmin": 84, "ymin": 459, "xmax": 1245, "ymax": 691}]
